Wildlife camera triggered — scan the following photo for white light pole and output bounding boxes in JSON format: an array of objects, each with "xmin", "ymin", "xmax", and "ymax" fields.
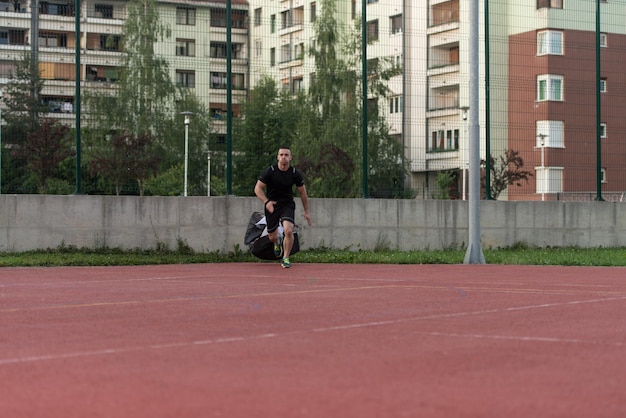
[
  {"xmin": 181, "ymin": 111, "xmax": 193, "ymax": 197},
  {"xmin": 460, "ymin": 106, "xmax": 469, "ymax": 200},
  {"xmin": 207, "ymin": 152, "xmax": 211, "ymax": 197},
  {"xmin": 538, "ymin": 133, "xmax": 547, "ymax": 201},
  {"xmin": 0, "ymin": 88, "xmax": 2, "ymax": 195}
]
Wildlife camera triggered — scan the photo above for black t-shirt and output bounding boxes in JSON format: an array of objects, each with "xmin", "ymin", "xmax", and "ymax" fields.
[{"xmin": 259, "ymin": 165, "xmax": 304, "ymax": 204}]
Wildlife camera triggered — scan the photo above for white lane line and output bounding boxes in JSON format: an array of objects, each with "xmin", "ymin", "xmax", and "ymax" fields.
[
  {"xmin": 414, "ymin": 331, "xmax": 625, "ymax": 346},
  {"xmin": 0, "ymin": 334, "xmax": 281, "ymax": 366},
  {"xmin": 313, "ymin": 295, "xmax": 626, "ymax": 333},
  {"xmin": 2, "ymin": 296, "xmax": 624, "ymax": 366}
]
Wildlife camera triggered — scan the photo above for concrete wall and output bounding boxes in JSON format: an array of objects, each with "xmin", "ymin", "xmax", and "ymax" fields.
[{"xmin": 0, "ymin": 195, "xmax": 625, "ymax": 252}]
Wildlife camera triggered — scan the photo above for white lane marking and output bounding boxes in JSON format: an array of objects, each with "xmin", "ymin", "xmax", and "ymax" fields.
[{"xmin": 2, "ymin": 296, "xmax": 624, "ymax": 366}]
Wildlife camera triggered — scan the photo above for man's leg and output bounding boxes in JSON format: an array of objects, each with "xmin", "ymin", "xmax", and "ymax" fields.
[
  {"xmin": 265, "ymin": 210, "xmax": 282, "ymax": 257},
  {"xmin": 282, "ymin": 220, "xmax": 295, "ymax": 259}
]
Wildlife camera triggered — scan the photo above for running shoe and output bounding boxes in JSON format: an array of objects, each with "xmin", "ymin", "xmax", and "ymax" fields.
[
  {"xmin": 281, "ymin": 257, "xmax": 291, "ymax": 268},
  {"xmin": 274, "ymin": 235, "xmax": 283, "ymax": 258}
]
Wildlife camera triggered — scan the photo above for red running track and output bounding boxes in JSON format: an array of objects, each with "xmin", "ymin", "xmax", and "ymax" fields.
[{"xmin": 1, "ymin": 263, "xmax": 625, "ymax": 418}]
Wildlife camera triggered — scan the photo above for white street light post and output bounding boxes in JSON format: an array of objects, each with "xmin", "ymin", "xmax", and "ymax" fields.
[
  {"xmin": 460, "ymin": 106, "xmax": 469, "ymax": 201},
  {"xmin": 181, "ymin": 111, "xmax": 193, "ymax": 197},
  {"xmin": 538, "ymin": 133, "xmax": 547, "ymax": 201},
  {"xmin": 0, "ymin": 89, "xmax": 3, "ymax": 195},
  {"xmin": 207, "ymin": 152, "xmax": 211, "ymax": 197}
]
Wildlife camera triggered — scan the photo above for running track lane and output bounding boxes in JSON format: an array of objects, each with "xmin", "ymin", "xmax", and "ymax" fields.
[{"xmin": 0, "ymin": 263, "xmax": 625, "ymax": 418}]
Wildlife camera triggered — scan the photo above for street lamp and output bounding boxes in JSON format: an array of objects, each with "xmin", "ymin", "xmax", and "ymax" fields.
[
  {"xmin": 460, "ymin": 106, "xmax": 469, "ymax": 200},
  {"xmin": 538, "ymin": 133, "xmax": 547, "ymax": 201},
  {"xmin": 0, "ymin": 88, "xmax": 3, "ymax": 195},
  {"xmin": 207, "ymin": 152, "xmax": 211, "ymax": 197},
  {"xmin": 181, "ymin": 111, "xmax": 193, "ymax": 197}
]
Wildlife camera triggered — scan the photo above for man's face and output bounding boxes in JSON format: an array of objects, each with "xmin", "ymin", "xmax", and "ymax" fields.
[{"xmin": 277, "ymin": 148, "xmax": 292, "ymax": 165}]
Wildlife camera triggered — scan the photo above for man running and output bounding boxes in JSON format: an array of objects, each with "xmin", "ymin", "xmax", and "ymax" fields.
[{"xmin": 254, "ymin": 147, "xmax": 311, "ymax": 268}]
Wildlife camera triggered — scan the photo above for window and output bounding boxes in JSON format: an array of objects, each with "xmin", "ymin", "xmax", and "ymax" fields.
[
  {"xmin": 176, "ymin": 70, "xmax": 195, "ymax": 88},
  {"xmin": 281, "ymin": 44, "xmax": 291, "ymax": 63},
  {"xmin": 211, "ymin": 72, "xmax": 245, "ymax": 90},
  {"xmin": 367, "ymin": 98, "xmax": 379, "ymax": 119},
  {"xmin": 281, "ymin": 10, "xmax": 290, "ymax": 29},
  {"xmin": 311, "ymin": 2, "xmax": 316, "ymax": 22},
  {"xmin": 39, "ymin": 2, "xmax": 75, "ymax": 16},
  {"xmin": 294, "ymin": 42, "xmax": 304, "ymax": 59},
  {"xmin": 600, "ymin": 33, "xmax": 608, "ymax": 47},
  {"xmin": 283, "ymin": 76, "xmax": 304, "ymax": 94},
  {"xmin": 270, "ymin": 48, "xmax": 276, "ymax": 66},
  {"xmin": 176, "ymin": 7, "xmax": 196, "ymax": 25},
  {"xmin": 367, "ymin": 19, "xmax": 379, "ymax": 42},
  {"xmin": 430, "ymin": 128, "xmax": 459, "ymax": 151},
  {"xmin": 176, "ymin": 39, "xmax": 195, "ymax": 57},
  {"xmin": 0, "ymin": 29, "xmax": 26, "ymax": 45},
  {"xmin": 537, "ymin": 0, "xmax": 562, "ymax": 9},
  {"xmin": 271, "ymin": 15, "xmax": 276, "ymax": 33},
  {"xmin": 536, "ymin": 121, "xmax": 564, "ymax": 148},
  {"xmin": 255, "ymin": 39, "xmax": 262, "ymax": 57},
  {"xmin": 254, "ymin": 8, "xmax": 262, "ymax": 26},
  {"xmin": 537, "ymin": 30, "xmax": 563, "ymax": 55},
  {"xmin": 210, "ymin": 8, "xmax": 248, "ymax": 29},
  {"xmin": 389, "ymin": 96, "xmax": 402, "ymax": 114},
  {"xmin": 600, "ymin": 78, "xmax": 607, "ymax": 93},
  {"xmin": 210, "ymin": 42, "xmax": 243, "ymax": 59},
  {"xmin": 367, "ymin": 58, "xmax": 379, "ymax": 76},
  {"xmin": 100, "ymin": 34, "xmax": 121, "ymax": 51},
  {"xmin": 537, "ymin": 75, "xmax": 563, "ymax": 102},
  {"xmin": 94, "ymin": 4, "xmax": 113, "ymax": 18},
  {"xmin": 39, "ymin": 32, "xmax": 67, "ymax": 47},
  {"xmin": 536, "ymin": 168, "xmax": 563, "ymax": 194},
  {"xmin": 390, "ymin": 14, "xmax": 402, "ymax": 35}
]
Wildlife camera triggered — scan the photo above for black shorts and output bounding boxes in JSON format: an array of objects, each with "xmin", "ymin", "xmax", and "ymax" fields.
[{"xmin": 265, "ymin": 200, "xmax": 295, "ymax": 233}]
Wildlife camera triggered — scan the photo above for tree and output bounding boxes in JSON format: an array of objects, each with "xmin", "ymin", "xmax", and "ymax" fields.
[
  {"xmin": 115, "ymin": 0, "xmax": 175, "ymax": 136},
  {"xmin": 232, "ymin": 77, "xmax": 312, "ymax": 196},
  {"xmin": 308, "ymin": 0, "xmax": 347, "ymax": 123},
  {"xmin": 233, "ymin": 0, "xmax": 408, "ymax": 199},
  {"xmin": 298, "ymin": 144, "xmax": 355, "ymax": 198},
  {"xmin": 303, "ymin": 5, "xmax": 406, "ymax": 198},
  {"xmin": 2, "ymin": 53, "xmax": 48, "ymax": 134},
  {"xmin": 83, "ymin": 0, "xmax": 179, "ymax": 195},
  {"xmin": 148, "ymin": 89, "xmax": 214, "ymax": 196},
  {"xmin": 85, "ymin": 0, "xmax": 174, "ymax": 136},
  {"xmin": 11, "ymin": 120, "xmax": 73, "ymax": 193},
  {"xmin": 435, "ymin": 171, "xmax": 455, "ymax": 200},
  {"xmin": 367, "ymin": 123, "xmax": 413, "ymax": 198},
  {"xmin": 89, "ymin": 133, "xmax": 161, "ymax": 195},
  {"xmin": 482, "ymin": 149, "xmax": 534, "ymax": 199}
]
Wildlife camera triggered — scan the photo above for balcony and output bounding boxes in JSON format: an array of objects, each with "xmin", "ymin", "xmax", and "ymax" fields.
[
  {"xmin": 429, "ymin": 0, "xmax": 459, "ymax": 28},
  {"xmin": 428, "ymin": 41, "xmax": 459, "ymax": 75},
  {"xmin": 428, "ymin": 85, "xmax": 459, "ymax": 112}
]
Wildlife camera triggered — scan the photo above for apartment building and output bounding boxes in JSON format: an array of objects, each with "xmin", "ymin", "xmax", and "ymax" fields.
[
  {"xmin": 2, "ymin": 0, "xmax": 624, "ymax": 200},
  {"xmin": 0, "ymin": 0, "xmax": 249, "ymax": 138},
  {"xmin": 506, "ymin": 0, "xmax": 626, "ymax": 201}
]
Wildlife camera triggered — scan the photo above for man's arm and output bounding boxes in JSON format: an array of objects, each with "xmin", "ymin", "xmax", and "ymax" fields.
[
  {"xmin": 297, "ymin": 185, "xmax": 312, "ymax": 226},
  {"xmin": 254, "ymin": 180, "xmax": 267, "ymax": 203},
  {"xmin": 255, "ymin": 180, "xmax": 276, "ymax": 213}
]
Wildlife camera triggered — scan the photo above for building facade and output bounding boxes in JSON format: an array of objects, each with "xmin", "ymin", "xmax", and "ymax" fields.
[
  {"xmin": 1, "ymin": 0, "xmax": 625, "ymax": 200},
  {"xmin": 0, "ymin": 0, "xmax": 249, "ymax": 141}
]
